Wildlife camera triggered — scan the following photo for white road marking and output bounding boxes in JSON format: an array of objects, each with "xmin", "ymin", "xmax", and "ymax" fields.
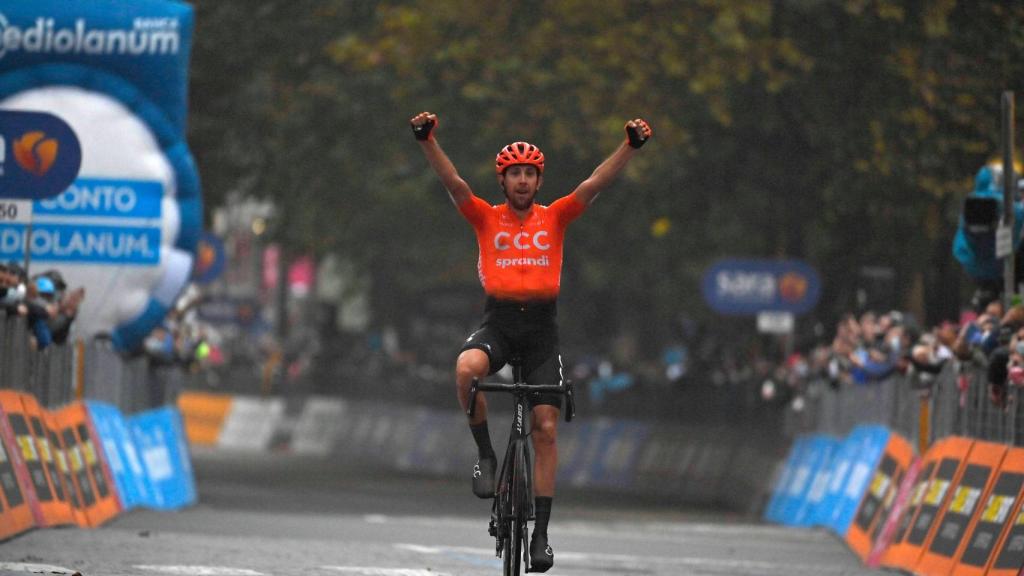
[
  {"xmin": 0, "ymin": 563, "xmax": 79, "ymax": 575},
  {"xmin": 133, "ymin": 566, "xmax": 266, "ymax": 576},
  {"xmin": 374, "ymin": 513, "xmax": 831, "ymax": 544},
  {"xmin": 322, "ymin": 568, "xmax": 451, "ymax": 576},
  {"xmin": 394, "ymin": 543, "xmax": 856, "ymax": 575},
  {"xmin": 392, "ymin": 544, "xmax": 442, "ymax": 554}
]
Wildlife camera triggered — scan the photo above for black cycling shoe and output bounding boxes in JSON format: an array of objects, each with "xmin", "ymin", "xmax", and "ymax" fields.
[
  {"xmin": 528, "ymin": 532, "xmax": 554, "ymax": 573},
  {"xmin": 472, "ymin": 456, "xmax": 496, "ymax": 498}
]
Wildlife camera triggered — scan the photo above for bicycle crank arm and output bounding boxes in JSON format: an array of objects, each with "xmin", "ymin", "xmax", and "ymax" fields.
[{"xmin": 467, "ymin": 377, "xmax": 480, "ymax": 418}]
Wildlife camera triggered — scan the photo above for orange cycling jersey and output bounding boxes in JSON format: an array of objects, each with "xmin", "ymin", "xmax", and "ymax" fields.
[{"xmin": 458, "ymin": 193, "xmax": 586, "ymax": 301}]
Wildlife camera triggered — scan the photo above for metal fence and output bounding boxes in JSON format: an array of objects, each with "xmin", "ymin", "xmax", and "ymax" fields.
[
  {"xmin": 0, "ymin": 311, "xmax": 186, "ymax": 412},
  {"xmin": 789, "ymin": 359, "xmax": 1024, "ymax": 450}
]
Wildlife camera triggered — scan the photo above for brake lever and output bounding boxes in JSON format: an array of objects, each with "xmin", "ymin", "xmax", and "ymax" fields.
[{"xmin": 564, "ymin": 380, "xmax": 575, "ymax": 423}]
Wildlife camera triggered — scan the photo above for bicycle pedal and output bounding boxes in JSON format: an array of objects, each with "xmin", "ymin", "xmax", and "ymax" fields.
[{"xmin": 488, "ymin": 520, "xmax": 497, "ymax": 537}]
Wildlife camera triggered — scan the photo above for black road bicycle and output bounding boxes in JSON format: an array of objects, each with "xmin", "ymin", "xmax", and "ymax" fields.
[{"xmin": 467, "ymin": 360, "xmax": 575, "ymax": 576}]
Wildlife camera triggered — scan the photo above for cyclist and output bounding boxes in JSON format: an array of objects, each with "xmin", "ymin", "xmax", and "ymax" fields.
[{"xmin": 410, "ymin": 111, "xmax": 652, "ymax": 573}]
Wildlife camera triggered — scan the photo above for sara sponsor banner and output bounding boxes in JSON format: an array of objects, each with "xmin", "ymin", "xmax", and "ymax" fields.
[
  {"xmin": 701, "ymin": 258, "xmax": 822, "ymax": 316},
  {"xmin": 0, "ymin": 109, "xmax": 81, "ymax": 199},
  {"xmin": 0, "ymin": 0, "xmax": 201, "ymax": 350}
]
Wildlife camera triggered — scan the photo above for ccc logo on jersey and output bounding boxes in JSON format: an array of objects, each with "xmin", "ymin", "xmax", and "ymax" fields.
[
  {"xmin": 493, "ymin": 231, "xmax": 550, "ymax": 251},
  {"xmin": 13, "ymin": 131, "xmax": 59, "ymax": 176}
]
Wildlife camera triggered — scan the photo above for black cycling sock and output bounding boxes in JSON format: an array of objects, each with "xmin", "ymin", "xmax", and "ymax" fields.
[
  {"xmin": 534, "ymin": 496, "xmax": 552, "ymax": 536},
  {"xmin": 470, "ymin": 421, "xmax": 495, "ymax": 460}
]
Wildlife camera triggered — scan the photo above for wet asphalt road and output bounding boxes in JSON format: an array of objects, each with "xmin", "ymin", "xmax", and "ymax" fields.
[{"xmin": 0, "ymin": 448, "xmax": 890, "ymax": 576}]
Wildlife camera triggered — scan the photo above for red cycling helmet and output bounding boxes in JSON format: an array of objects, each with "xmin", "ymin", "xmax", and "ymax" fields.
[{"xmin": 495, "ymin": 141, "xmax": 545, "ymax": 175}]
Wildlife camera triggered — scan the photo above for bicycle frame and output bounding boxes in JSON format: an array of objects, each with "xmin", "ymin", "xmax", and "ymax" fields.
[{"xmin": 466, "ymin": 362, "xmax": 574, "ymax": 575}]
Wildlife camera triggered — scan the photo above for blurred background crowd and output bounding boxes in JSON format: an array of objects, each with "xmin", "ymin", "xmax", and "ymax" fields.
[{"xmin": 1, "ymin": 261, "xmax": 85, "ymax": 350}]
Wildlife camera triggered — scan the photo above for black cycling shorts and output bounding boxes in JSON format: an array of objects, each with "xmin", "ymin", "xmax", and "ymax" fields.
[{"xmin": 460, "ymin": 297, "xmax": 564, "ymax": 409}]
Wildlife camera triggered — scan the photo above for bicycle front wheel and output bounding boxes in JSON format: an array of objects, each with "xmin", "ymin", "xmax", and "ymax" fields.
[
  {"xmin": 503, "ymin": 439, "xmax": 530, "ymax": 576},
  {"xmin": 503, "ymin": 532, "xmax": 514, "ymax": 576}
]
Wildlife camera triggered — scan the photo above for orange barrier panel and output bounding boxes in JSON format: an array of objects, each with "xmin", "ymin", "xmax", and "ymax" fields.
[
  {"xmin": 916, "ymin": 440, "xmax": 1007, "ymax": 576},
  {"xmin": 0, "ymin": 391, "xmax": 42, "ymax": 527},
  {"xmin": 44, "ymin": 410, "xmax": 89, "ymax": 527},
  {"xmin": 952, "ymin": 447, "xmax": 1024, "ymax": 576},
  {"xmin": 867, "ymin": 456, "xmax": 923, "ymax": 567},
  {"xmin": 0, "ymin": 397, "xmax": 35, "ymax": 540},
  {"xmin": 847, "ymin": 432, "xmax": 914, "ymax": 561},
  {"xmin": 881, "ymin": 452, "xmax": 940, "ymax": 568},
  {"xmin": 986, "ymin": 448, "xmax": 1024, "ymax": 576},
  {"xmin": 19, "ymin": 394, "xmax": 75, "ymax": 527},
  {"xmin": 177, "ymin": 391, "xmax": 233, "ymax": 445},
  {"xmin": 882, "ymin": 437, "xmax": 973, "ymax": 571},
  {"xmin": 53, "ymin": 404, "xmax": 121, "ymax": 527}
]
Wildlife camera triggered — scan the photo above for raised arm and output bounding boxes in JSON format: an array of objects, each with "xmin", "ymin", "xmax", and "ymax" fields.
[
  {"xmin": 410, "ymin": 111, "xmax": 473, "ymax": 205},
  {"xmin": 572, "ymin": 118, "xmax": 652, "ymax": 206}
]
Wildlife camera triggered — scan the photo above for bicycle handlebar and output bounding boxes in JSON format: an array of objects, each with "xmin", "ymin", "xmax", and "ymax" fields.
[
  {"xmin": 467, "ymin": 378, "xmax": 576, "ymax": 423},
  {"xmin": 473, "ymin": 382, "xmax": 567, "ymax": 394}
]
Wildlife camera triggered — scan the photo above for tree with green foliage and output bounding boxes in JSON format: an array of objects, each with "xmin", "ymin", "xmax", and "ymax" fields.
[{"xmin": 187, "ymin": 0, "xmax": 1024, "ymax": 353}]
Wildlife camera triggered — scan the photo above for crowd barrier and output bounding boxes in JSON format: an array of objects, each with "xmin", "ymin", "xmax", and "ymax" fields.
[
  {"xmin": 768, "ymin": 427, "xmax": 1024, "ymax": 575},
  {"xmin": 769, "ymin": 358, "xmax": 1024, "ymax": 575},
  {"xmin": 0, "ymin": 388, "xmax": 196, "ymax": 541},
  {"xmin": 787, "ymin": 362, "xmax": 1024, "ymax": 453},
  {"xmin": 176, "ymin": 391, "xmax": 785, "ymax": 511}
]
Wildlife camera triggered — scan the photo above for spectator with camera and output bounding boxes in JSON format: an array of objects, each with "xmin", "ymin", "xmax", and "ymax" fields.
[
  {"xmin": 953, "ymin": 298, "xmax": 1004, "ymax": 361},
  {"xmin": 40, "ymin": 269, "xmax": 85, "ymax": 345},
  {"xmin": 26, "ymin": 275, "xmax": 57, "ymax": 350},
  {"xmin": 953, "ymin": 159, "xmax": 1024, "ymax": 305}
]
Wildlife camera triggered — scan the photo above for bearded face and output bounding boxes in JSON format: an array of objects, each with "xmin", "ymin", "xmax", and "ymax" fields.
[{"xmin": 500, "ymin": 164, "xmax": 542, "ymax": 211}]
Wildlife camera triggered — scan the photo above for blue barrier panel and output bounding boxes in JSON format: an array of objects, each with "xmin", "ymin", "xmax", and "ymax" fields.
[
  {"xmin": 558, "ymin": 420, "xmax": 596, "ymax": 486},
  {"xmin": 811, "ymin": 427, "xmax": 870, "ymax": 527},
  {"xmin": 792, "ymin": 435, "xmax": 842, "ymax": 527},
  {"xmin": 828, "ymin": 424, "xmax": 891, "ymax": 537},
  {"xmin": 126, "ymin": 406, "xmax": 196, "ymax": 510},
  {"xmin": 765, "ymin": 436, "xmax": 811, "ymax": 523},
  {"xmin": 85, "ymin": 401, "xmax": 152, "ymax": 510},
  {"xmin": 776, "ymin": 435, "xmax": 838, "ymax": 526},
  {"xmin": 402, "ymin": 409, "xmax": 460, "ymax": 474},
  {"xmin": 585, "ymin": 421, "xmax": 651, "ymax": 489}
]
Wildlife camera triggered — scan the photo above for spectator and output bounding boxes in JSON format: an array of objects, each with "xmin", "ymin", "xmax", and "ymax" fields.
[
  {"xmin": 143, "ymin": 324, "xmax": 177, "ymax": 365},
  {"xmin": 953, "ymin": 299, "xmax": 1003, "ymax": 360},
  {"xmin": 26, "ymin": 275, "xmax": 56, "ymax": 350},
  {"xmin": 953, "ymin": 160, "xmax": 1024, "ymax": 304},
  {"xmin": 41, "ymin": 269, "xmax": 85, "ymax": 345},
  {"xmin": 910, "ymin": 330, "xmax": 952, "ymax": 375},
  {"xmin": 0, "ymin": 262, "xmax": 28, "ymax": 314}
]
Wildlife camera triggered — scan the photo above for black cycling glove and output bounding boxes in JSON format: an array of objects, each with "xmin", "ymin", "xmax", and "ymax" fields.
[
  {"xmin": 412, "ymin": 118, "xmax": 435, "ymax": 141},
  {"xmin": 626, "ymin": 119, "xmax": 651, "ymax": 149}
]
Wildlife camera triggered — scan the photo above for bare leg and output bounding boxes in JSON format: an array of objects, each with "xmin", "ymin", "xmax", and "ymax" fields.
[
  {"xmin": 456, "ymin": 348, "xmax": 490, "ymax": 424},
  {"xmin": 531, "ymin": 405, "xmax": 559, "ymax": 496}
]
